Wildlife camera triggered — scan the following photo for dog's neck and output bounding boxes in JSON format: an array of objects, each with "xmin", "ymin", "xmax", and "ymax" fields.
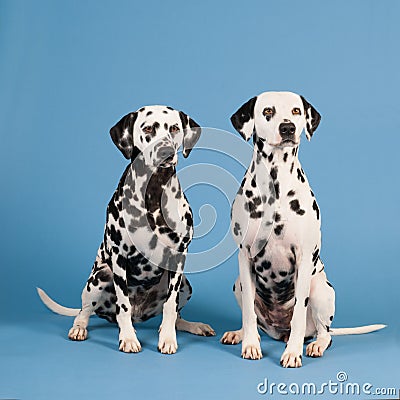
[
  {"xmin": 126, "ymin": 153, "xmax": 177, "ymax": 213},
  {"xmin": 249, "ymin": 134, "xmax": 302, "ymax": 198}
]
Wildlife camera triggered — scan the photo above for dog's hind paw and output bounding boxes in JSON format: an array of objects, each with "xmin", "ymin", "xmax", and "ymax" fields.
[
  {"xmin": 68, "ymin": 326, "xmax": 88, "ymax": 341},
  {"xmin": 306, "ymin": 337, "xmax": 332, "ymax": 358},
  {"xmin": 221, "ymin": 329, "xmax": 243, "ymax": 345},
  {"xmin": 176, "ymin": 319, "xmax": 216, "ymax": 336}
]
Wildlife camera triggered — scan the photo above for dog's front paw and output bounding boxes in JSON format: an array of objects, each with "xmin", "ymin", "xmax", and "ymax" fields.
[
  {"xmin": 68, "ymin": 326, "xmax": 88, "ymax": 341},
  {"xmin": 158, "ymin": 335, "xmax": 178, "ymax": 354},
  {"xmin": 119, "ymin": 337, "xmax": 142, "ymax": 353},
  {"xmin": 158, "ymin": 327, "xmax": 178, "ymax": 354},
  {"xmin": 280, "ymin": 350, "xmax": 302, "ymax": 368},
  {"xmin": 241, "ymin": 342, "xmax": 263, "ymax": 360}
]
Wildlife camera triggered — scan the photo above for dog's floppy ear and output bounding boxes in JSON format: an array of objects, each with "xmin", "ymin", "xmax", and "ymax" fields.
[
  {"xmin": 110, "ymin": 112, "xmax": 138, "ymax": 159},
  {"xmin": 300, "ymin": 96, "xmax": 321, "ymax": 141},
  {"xmin": 179, "ymin": 111, "xmax": 201, "ymax": 158},
  {"xmin": 230, "ymin": 96, "xmax": 257, "ymax": 141}
]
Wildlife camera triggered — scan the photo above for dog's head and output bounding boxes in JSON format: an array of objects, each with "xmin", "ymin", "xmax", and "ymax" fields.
[
  {"xmin": 230, "ymin": 91, "xmax": 321, "ymax": 147},
  {"xmin": 110, "ymin": 105, "xmax": 201, "ymax": 167}
]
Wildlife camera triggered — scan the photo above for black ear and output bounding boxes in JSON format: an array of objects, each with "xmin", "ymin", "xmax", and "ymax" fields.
[
  {"xmin": 300, "ymin": 96, "xmax": 321, "ymax": 141},
  {"xmin": 110, "ymin": 112, "xmax": 138, "ymax": 159},
  {"xmin": 179, "ymin": 111, "xmax": 201, "ymax": 158},
  {"xmin": 230, "ymin": 96, "xmax": 257, "ymax": 141}
]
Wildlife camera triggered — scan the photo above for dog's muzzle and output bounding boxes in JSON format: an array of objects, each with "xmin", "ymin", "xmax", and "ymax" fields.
[
  {"xmin": 278, "ymin": 122, "xmax": 296, "ymax": 146},
  {"xmin": 158, "ymin": 145, "xmax": 177, "ymax": 168}
]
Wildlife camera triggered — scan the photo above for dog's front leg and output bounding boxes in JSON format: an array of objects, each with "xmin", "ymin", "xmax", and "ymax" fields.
[
  {"xmin": 239, "ymin": 251, "xmax": 262, "ymax": 359},
  {"xmin": 158, "ymin": 268, "xmax": 183, "ymax": 354},
  {"xmin": 280, "ymin": 259, "xmax": 313, "ymax": 368},
  {"xmin": 112, "ymin": 253, "xmax": 141, "ymax": 353}
]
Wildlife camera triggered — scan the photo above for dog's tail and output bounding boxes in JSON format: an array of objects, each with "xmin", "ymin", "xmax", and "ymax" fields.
[
  {"xmin": 37, "ymin": 287, "xmax": 81, "ymax": 317},
  {"xmin": 329, "ymin": 324, "xmax": 386, "ymax": 336}
]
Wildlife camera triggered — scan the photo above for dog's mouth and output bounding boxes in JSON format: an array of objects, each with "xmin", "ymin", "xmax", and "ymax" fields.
[
  {"xmin": 277, "ymin": 139, "xmax": 298, "ymax": 147},
  {"xmin": 159, "ymin": 156, "xmax": 177, "ymax": 168}
]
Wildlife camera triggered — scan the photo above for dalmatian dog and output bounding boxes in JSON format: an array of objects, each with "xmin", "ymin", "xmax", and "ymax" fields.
[
  {"xmin": 221, "ymin": 91, "xmax": 385, "ymax": 367},
  {"xmin": 38, "ymin": 105, "xmax": 215, "ymax": 354}
]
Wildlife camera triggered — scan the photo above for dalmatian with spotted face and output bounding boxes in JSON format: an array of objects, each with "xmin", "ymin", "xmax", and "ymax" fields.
[
  {"xmin": 221, "ymin": 91, "xmax": 385, "ymax": 367},
  {"xmin": 38, "ymin": 105, "xmax": 215, "ymax": 354}
]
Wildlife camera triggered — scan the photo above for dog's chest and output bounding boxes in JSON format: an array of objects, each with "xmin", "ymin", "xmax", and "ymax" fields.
[{"xmin": 106, "ymin": 165, "xmax": 193, "ymax": 266}]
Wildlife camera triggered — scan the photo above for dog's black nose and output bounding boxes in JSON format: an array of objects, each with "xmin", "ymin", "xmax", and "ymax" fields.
[
  {"xmin": 158, "ymin": 146, "xmax": 175, "ymax": 163},
  {"xmin": 279, "ymin": 122, "xmax": 296, "ymax": 139}
]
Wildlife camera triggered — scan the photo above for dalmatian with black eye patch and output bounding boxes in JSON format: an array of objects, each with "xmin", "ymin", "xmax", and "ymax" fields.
[
  {"xmin": 38, "ymin": 105, "xmax": 215, "ymax": 354},
  {"xmin": 221, "ymin": 91, "xmax": 385, "ymax": 367}
]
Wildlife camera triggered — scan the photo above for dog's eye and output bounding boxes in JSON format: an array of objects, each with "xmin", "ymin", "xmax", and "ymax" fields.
[
  {"xmin": 170, "ymin": 125, "xmax": 180, "ymax": 134},
  {"xmin": 263, "ymin": 107, "xmax": 274, "ymax": 116},
  {"xmin": 292, "ymin": 108, "xmax": 301, "ymax": 115},
  {"xmin": 143, "ymin": 126, "xmax": 153, "ymax": 134}
]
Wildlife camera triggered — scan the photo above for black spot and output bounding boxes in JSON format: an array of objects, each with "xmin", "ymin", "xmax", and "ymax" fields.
[
  {"xmin": 149, "ymin": 235, "xmax": 158, "ymax": 249},
  {"xmin": 121, "ymin": 304, "xmax": 128, "ymax": 312},
  {"xmin": 326, "ymin": 281, "xmax": 333, "ymax": 288},
  {"xmin": 274, "ymin": 182, "xmax": 280, "ymax": 199},
  {"xmin": 268, "ymin": 196, "xmax": 275, "ymax": 205},
  {"xmin": 146, "ymin": 111, "xmax": 153, "ymax": 116},
  {"xmin": 245, "ymin": 190, "xmax": 253, "ymax": 197},
  {"xmin": 270, "ymin": 167, "xmax": 278, "ymax": 180},
  {"xmin": 287, "ymin": 190, "xmax": 295, "ymax": 197},
  {"xmin": 92, "ymin": 301, "xmax": 97, "ymax": 306},
  {"xmin": 274, "ymin": 224, "xmax": 284, "ymax": 236},
  {"xmin": 107, "ymin": 201, "xmax": 119, "ymax": 221},
  {"xmin": 304, "ymin": 297, "xmax": 309, "ymax": 307},
  {"xmin": 251, "ymin": 177, "xmax": 256, "ymax": 188},
  {"xmin": 118, "ymin": 218, "xmax": 125, "ymax": 228},
  {"xmin": 290, "ymin": 162, "xmax": 294, "ymax": 174},
  {"xmin": 113, "ymin": 274, "xmax": 128, "ymax": 296},
  {"xmin": 312, "ymin": 267, "xmax": 316, "ymax": 275},
  {"xmin": 312, "ymin": 200, "xmax": 320, "ymax": 220},
  {"xmin": 233, "ymin": 222, "xmax": 241, "ymax": 236},
  {"xmin": 329, "ymin": 315, "xmax": 333, "ymax": 321},
  {"xmin": 312, "ymin": 248, "xmax": 320, "ymax": 266},
  {"xmin": 297, "ymin": 168, "xmax": 305, "ymax": 183},
  {"xmin": 283, "ymin": 152, "xmax": 288, "ymax": 162},
  {"xmin": 274, "ymin": 212, "xmax": 281, "ymax": 222},
  {"xmin": 261, "ymin": 260, "xmax": 271, "ymax": 270},
  {"xmin": 164, "ymin": 123, "xmax": 168, "ymax": 130},
  {"xmin": 289, "ymin": 199, "xmax": 305, "ymax": 215},
  {"xmin": 268, "ymin": 153, "xmax": 273, "ymax": 163},
  {"xmin": 256, "ymin": 138, "xmax": 264, "ymax": 152},
  {"xmin": 270, "ymin": 271, "xmax": 276, "ymax": 279},
  {"xmin": 279, "ymin": 271, "xmax": 287, "ymax": 277}
]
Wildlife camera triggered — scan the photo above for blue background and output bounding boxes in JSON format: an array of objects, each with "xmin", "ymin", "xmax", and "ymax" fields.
[{"xmin": 1, "ymin": 1, "xmax": 399, "ymax": 399}]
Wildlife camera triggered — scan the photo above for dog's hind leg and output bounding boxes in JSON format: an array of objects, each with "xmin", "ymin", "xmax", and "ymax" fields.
[
  {"xmin": 306, "ymin": 262, "xmax": 335, "ymax": 358},
  {"xmin": 175, "ymin": 276, "xmax": 215, "ymax": 336},
  {"xmin": 68, "ymin": 246, "xmax": 112, "ymax": 341}
]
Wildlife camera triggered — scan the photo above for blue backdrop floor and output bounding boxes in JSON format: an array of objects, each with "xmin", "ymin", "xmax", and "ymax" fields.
[{"xmin": 2, "ymin": 300, "xmax": 398, "ymax": 400}]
